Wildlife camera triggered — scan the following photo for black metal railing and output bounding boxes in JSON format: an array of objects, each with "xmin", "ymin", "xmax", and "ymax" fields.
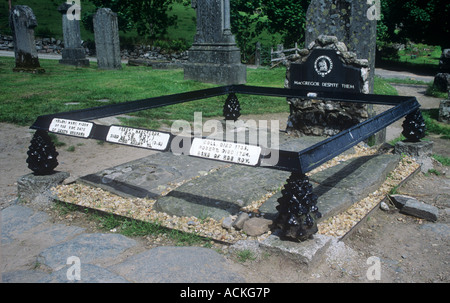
[{"xmin": 27, "ymin": 84, "xmax": 425, "ymax": 241}]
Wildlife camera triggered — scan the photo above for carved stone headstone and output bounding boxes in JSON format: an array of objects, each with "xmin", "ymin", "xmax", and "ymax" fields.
[
  {"xmin": 9, "ymin": 5, "xmax": 45, "ymax": 73},
  {"xmin": 184, "ymin": 0, "xmax": 246, "ymax": 85},
  {"xmin": 285, "ymin": 35, "xmax": 370, "ymax": 137},
  {"xmin": 93, "ymin": 8, "xmax": 122, "ymax": 70},
  {"xmin": 305, "ymin": 0, "xmax": 377, "ymax": 93},
  {"xmin": 304, "ymin": 1, "xmax": 385, "ymax": 143},
  {"xmin": 57, "ymin": 2, "xmax": 89, "ymax": 67}
]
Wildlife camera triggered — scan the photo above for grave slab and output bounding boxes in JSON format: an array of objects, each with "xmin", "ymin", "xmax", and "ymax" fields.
[
  {"xmin": 57, "ymin": 2, "xmax": 89, "ymax": 67},
  {"xmin": 153, "ymin": 165, "xmax": 290, "ymax": 221},
  {"xmin": 78, "ymin": 152, "xmax": 227, "ymax": 199},
  {"xmin": 78, "ymin": 134, "xmax": 323, "ymax": 220},
  {"xmin": 153, "ymin": 136, "xmax": 324, "ymax": 220},
  {"xmin": 260, "ymin": 154, "xmax": 401, "ymax": 221}
]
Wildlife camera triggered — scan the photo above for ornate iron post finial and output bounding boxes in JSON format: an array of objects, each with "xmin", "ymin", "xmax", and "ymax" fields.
[
  {"xmin": 26, "ymin": 130, "xmax": 59, "ymax": 175},
  {"xmin": 402, "ymin": 109, "xmax": 426, "ymax": 142},
  {"xmin": 223, "ymin": 93, "xmax": 241, "ymax": 121},
  {"xmin": 275, "ymin": 172, "xmax": 322, "ymax": 241}
]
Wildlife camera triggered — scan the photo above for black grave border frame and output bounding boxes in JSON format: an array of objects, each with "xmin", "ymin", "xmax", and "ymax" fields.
[
  {"xmin": 29, "ymin": 84, "xmax": 421, "ymax": 174},
  {"xmin": 27, "ymin": 85, "xmax": 423, "ymax": 241}
]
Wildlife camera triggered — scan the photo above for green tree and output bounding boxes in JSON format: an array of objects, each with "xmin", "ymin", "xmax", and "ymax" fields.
[
  {"xmin": 85, "ymin": 0, "xmax": 177, "ymax": 40},
  {"xmin": 261, "ymin": 0, "xmax": 310, "ymax": 46},
  {"xmin": 230, "ymin": 1, "xmax": 267, "ymax": 62},
  {"xmin": 380, "ymin": 0, "xmax": 450, "ymax": 48},
  {"xmin": 230, "ymin": 0, "xmax": 311, "ymax": 63}
]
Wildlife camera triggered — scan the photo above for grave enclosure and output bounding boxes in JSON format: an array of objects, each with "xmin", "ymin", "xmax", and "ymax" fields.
[
  {"xmin": 13, "ymin": 1, "xmax": 426, "ymax": 242},
  {"xmin": 26, "ymin": 37, "xmax": 426, "ymax": 241}
]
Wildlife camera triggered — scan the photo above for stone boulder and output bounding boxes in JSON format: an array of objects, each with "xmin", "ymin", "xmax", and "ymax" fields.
[
  {"xmin": 433, "ymin": 73, "xmax": 450, "ymax": 92},
  {"xmin": 439, "ymin": 49, "xmax": 450, "ymax": 73},
  {"xmin": 439, "ymin": 99, "xmax": 450, "ymax": 123}
]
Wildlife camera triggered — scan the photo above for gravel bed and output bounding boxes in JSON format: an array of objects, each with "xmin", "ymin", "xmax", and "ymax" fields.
[
  {"xmin": 317, "ymin": 155, "xmax": 420, "ymax": 237},
  {"xmin": 52, "ymin": 143, "xmax": 419, "ymax": 244}
]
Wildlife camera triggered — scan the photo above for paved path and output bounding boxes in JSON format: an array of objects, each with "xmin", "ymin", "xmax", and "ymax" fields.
[
  {"xmin": 1, "ymin": 203, "xmax": 245, "ymax": 283},
  {"xmin": 375, "ymin": 68, "xmax": 435, "ymax": 83},
  {"xmin": 1, "ymin": 147, "xmax": 401, "ymax": 283}
]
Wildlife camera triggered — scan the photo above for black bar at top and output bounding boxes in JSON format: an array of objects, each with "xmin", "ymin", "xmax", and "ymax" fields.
[{"xmin": 31, "ymin": 85, "xmax": 412, "ymax": 131}]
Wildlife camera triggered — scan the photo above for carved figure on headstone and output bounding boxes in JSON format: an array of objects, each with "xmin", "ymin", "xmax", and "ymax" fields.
[
  {"xmin": 93, "ymin": 8, "xmax": 122, "ymax": 70},
  {"xmin": 57, "ymin": 2, "xmax": 89, "ymax": 67},
  {"xmin": 318, "ymin": 59, "xmax": 328, "ymax": 72},
  {"xmin": 184, "ymin": 0, "xmax": 246, "ymax": 85},
  {"xmin": 9, "ymin": 5, "xmax": 45, "ymax": 73}
]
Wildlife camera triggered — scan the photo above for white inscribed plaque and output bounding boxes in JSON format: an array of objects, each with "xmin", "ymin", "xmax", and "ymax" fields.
[
  {"xmin": 190, "ymin": 138, "xmax": 261, "ymax": 166},
  {"xmin": 49, "ymin": 118, "xmax": 93, "ymax": 138},
  {"xmin": 106, "ymin": 126, "xmax": 170, "ymax": 151}
]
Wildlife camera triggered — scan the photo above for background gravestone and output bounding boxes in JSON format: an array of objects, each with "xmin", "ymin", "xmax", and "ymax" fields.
[
  {"xmin": 305, "ymin": 0, "xmax": 377, "ymax": 94},
  {"xmin": 93, "ymin": 8, "xmax": 122, "ymax": 70},
  {"xmin": 9, "ymin": 5, "xmax": 45, "ymax": 73},
  {"xmin": 57, "ymin": 2, "xmax": 89, "ymax": 67},
  {"xmin": 304, "ymin": 0, "xmax": 385, "ymax": 143},
  {"xmin": 184, "ymin": 0, "xmax": 246, "ymax": 85}
]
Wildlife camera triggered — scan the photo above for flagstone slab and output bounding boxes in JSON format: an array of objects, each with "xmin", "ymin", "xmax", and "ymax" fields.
[
  {"xmin": 37, "ymin": 233, "xmax": 137, "ymax": 271},
  {"xmin": 153, "ymin": 136, "xmax": 324, "ymax": 221},
  {"xmin": 79, "ymin": 151, "xmax": 227, "ymax": 199},
  {"xmin": 109, "ymin": 246, "xmax": 244, "ymax": 283},
  {"xmin": 260, "ymin": 154, "xmax": 401, "ymax": 221}
]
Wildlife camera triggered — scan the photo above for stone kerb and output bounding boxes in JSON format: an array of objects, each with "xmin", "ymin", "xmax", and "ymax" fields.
[{"xmin": 284, "ymin": 35, "xmax": 370, "ymax": 137}]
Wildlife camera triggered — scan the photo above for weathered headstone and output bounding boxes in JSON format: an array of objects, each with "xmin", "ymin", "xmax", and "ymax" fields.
[
  {"xmin": 9, "ymin": 5, "xmax": 45, "ymax": 73},
  {"xmin": 57, "ymin": 2, "xmax": 89, "ymax": 67},
  {"xmin": 439, "ymin": 49, "xmax": 450, "ymax": 73},
  {"xmin": 93, "ymin": 8, "xmax": 122, "ymax": 70},
  {"xmin": 305, "ymin": 0, "xmax": 377, "ymax": 93},
  {"xmin": 433, "ymin": 73, "xmax": 450, "ymax": 93},
  {"xmin": 439, "ymin": 99, "xmax": 450, "ymax": 124},
  {"xmin": 184, "ymin": 0, "xmax": 246, "ymax": 85},
  {"xmin": 285, "ymin": 35, "xmax": 371, "ymax": 137},
  {"xmin": 255, "ymin": 42, "xmax": 261, "ymax": 67}
]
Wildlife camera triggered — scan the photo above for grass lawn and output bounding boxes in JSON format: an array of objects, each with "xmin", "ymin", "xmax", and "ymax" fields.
[
  {"xmin": 0, "ymin": 56, "xmax": 405, "ymax": 130},
  {"xmin": 397, "ymin": 44, "xmax": 441, "ymax": 67},
  {"xmin": 0, "ymin": 56, "xmax": 289, "ymax": 129}
]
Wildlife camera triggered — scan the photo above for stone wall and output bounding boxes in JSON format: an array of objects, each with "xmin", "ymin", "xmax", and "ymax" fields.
[
  {"xmin": 0, "ymin": 33, "xmax": 188, "ymax": 63},
  {"xmin": 285, "ymin": 35, "xmax": 370, "ymax": 137}
]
